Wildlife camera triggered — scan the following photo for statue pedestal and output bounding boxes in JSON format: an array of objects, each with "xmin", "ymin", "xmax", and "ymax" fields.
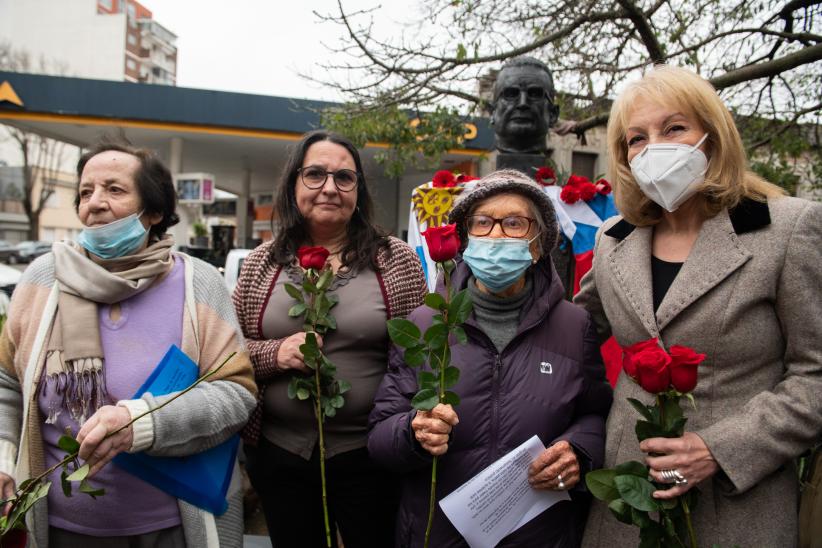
[{"xmin": 495, "ymin": 153, "xmax": 546, "ymax": 176}]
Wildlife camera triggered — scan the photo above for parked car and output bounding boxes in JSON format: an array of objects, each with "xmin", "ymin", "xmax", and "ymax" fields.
[
  {"xmin": 0, "ymin": 240, "xmax": 16, "ymax": 263},
  {"xmin": 11, "ymin": 241, "xmax": 52, "ymax": 264},
  {"xmin": 0, "ymin": 262, "xmax": 22, "ymax": 299},
  {"xmin": 223, "ymin": 248, "xmax": 251, "ymax": 293}
]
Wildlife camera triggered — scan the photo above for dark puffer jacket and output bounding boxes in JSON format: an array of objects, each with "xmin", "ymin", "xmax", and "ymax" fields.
[{"xmin": 368, "ymin": 258, "xmax": 613, "ymax": 548}]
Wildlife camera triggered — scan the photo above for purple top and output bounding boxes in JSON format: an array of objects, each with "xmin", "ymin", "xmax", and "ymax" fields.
[{"xmin": 39, "ymin": 256, "xmax": 184, "ymax": 536}]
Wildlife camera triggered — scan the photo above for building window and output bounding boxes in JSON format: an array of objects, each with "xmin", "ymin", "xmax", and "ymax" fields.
[
  {"xmin": 255, "ymin": 194, "xmax": 273, "ymax": 206},
  {"xmin": 126, "ymin": 59, "xmax": 137, "ymax": 71},
  {"xmin": 571, "ymin": 151, "xmax": 598, "ymax": 181},
  {"xmin": 127, "ymin": 33, "xmax": 137, "ymax": 46}
]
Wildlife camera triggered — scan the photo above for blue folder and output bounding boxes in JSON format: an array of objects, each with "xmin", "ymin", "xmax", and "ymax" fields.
[{"xmin": 113, "ymin": 345, "xmax": 239, "ymax": 515}]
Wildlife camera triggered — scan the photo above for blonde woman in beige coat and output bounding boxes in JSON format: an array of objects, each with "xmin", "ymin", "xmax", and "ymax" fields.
[{"xmin": 576, "ymin": 65, "xmax": 822, "ymax": 547}]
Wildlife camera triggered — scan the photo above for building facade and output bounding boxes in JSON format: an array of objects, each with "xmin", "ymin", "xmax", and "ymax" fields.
[{"xmin": 0, "ymin": 0, "xmax": 177, "ymax": 85}]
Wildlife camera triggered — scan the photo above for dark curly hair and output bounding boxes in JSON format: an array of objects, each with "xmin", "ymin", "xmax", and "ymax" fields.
[
  {"xmin": 271, "ymin": 130, "xmax": 389, "ymax": 270},
  {"xmin": 75, "ymin": 138, "xmax": 179, "ymax": 239}
]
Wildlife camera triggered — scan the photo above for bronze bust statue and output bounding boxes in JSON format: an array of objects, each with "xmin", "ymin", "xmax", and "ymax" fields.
[{"xmin": 490, "ymin": 57, "xmax": 560, "ymax": 154}]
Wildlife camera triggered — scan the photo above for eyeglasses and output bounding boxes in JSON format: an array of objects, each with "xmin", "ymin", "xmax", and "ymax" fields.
[
  {"xmin": 499, "ymin": 86, "xmax": 549, "ymax": 102},
  {"xmin": 297, "ymin": 165, "xmax": 359, "ymax": 192},
  {"xmin": 466, "ymin": 215, "xmax": 535, "ymax": 238}
]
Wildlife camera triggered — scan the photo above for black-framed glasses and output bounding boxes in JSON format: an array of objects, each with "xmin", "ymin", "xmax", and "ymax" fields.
[
  {"xmin": 466, "ymin": 215, "xmax": 535, "ymax": 238},
  {"xmin": 499, "ymin": 86, "xmax": 549, "ymax": 103},
  {"xmin": 298, "ymin": 165, "xmax": 360, "ymax": 192}
]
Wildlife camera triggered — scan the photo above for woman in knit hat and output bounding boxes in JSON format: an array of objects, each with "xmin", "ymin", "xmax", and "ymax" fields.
[{"xmin": 368, "ymin": 169, "xmax": 613, "ymax": 547}]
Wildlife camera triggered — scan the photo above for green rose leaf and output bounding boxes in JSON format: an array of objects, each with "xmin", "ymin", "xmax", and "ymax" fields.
[
  {"xmin": 288, "ymin": 303, "xmax": 307, "ymax": 317},
  {"xmin": 387, "ymin": 318, "xmax": 422, "ymax": 348},
  {"xmin": 418, "ymin": 370, "xmax": 437, "ymax": 389},
  {"xmin": 325, "ymin": 293, "xmax": 340, "ymax": 306},
  {"xmin": 57, "ymin": 435, "xmax": 80, "ymax": 455},
  {"xmin": 626, "ymin": 398, "xmax": 655, "ymax": 422},
  {"xmin": 443, "ymin": 366, "xmax": 460, "ymax": 388},
  {"xmin": 287, "ymin": 378, "xmax": 298, "ymax": 399},
  {"xmin": 661, "ymin": 395, "xmax": 684, "ymax": 432},
  {"xmin": 614, "ymin": 475, "xmax": 658, "ymax": 512},
  {"xmin": 586, "ymin": 469, "xmax": 619, "ymax": 502},
  {"xmin": 424, "ymin": 293, "xmax": 446, "ymax": 312},
  {"xmin": 448, "ymin": 289, "xmax": 472, "ymax": 325},
  {"xmin": 614, "ymin": 460, "xmax": 648, "ymax": 478},
  {"xmin": 330, "ymin": 395, "xmax": 345, "ymax": 409},
  {"xmin": 631, "ymin": 507, "xmax": 652, "ymax": 528},
  {"xmin": 284, "ymin": 283, "xmax": 303, "ymax": 302},
  {"xmin": 404, "ymin": 344, "xmax": 427, "ymax": 367},
  {"xmin": 635, "ymin": 420, "xmax": 667, "ymax": 442},
  {"xmin": 451, "ymin": 325, "xmax": 468, "ymax": 345},
  {"xmin": 442, "ymin": 391, "xmax": 460, "ymax": 407},
  {"xmin": 423, "ymin": 323, "xmax": 449, "ymax": 350},
  {"xmin": 607, "ymin": 499, "xmax": 632, "ymax": 524},
  {"xmin": 337, "ymin": 379, "xmax": 352, "ymax": 394},
  {"xmin": 316, "ymin": 269, "xmax": 334, "ymax": 292},
  {"xmin": 411, "ymin": 388, "xmax": 439, "ymax": 411},
  {"xmin": 296, "ymin": 387, "xmax": 311, "ymax": 400},
  {"xmin": 60, "ymin": 468, "xmax": 72, "ymax": 497},
  {"xmin": 66, "ymin": 463, "xmax": 90, "ymax": 482},
  {"xmin": 79, "ymin": 479, "xmax": 105, "ymax": 499}
]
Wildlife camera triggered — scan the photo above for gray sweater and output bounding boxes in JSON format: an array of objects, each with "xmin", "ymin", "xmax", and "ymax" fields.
[{"xmin": 468, "ymin": 275, "xmax": 533, "ymax": 352}]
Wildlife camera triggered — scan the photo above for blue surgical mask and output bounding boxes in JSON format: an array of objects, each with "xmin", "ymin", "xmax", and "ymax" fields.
[
  {"xmin": 77, "ymin": 210, "xmax": 149, "ymax": 259},
  {"xmin": 462, "ymin": 236, "xmax": 536, "ymax": 292}
]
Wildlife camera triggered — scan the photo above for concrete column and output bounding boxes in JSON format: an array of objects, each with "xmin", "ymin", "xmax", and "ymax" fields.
[
  {"xmin": 167, "ymin": 137, "xmax": 190, "ymax": 249},
  {"xmin": 236, "ymin": 167, "xmax": 252, "ymax": 248}
]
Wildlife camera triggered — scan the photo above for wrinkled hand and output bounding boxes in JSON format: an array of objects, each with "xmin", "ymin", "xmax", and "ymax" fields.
[
  {"xmin": 277, "ymin": 332, "xmax": 322, "ymax": 373},
  {"xmin": 528, "ymin": 440, "xmax": 580, "ymax": 490},
  {"xmin": 0, "ymin": 471, "xmax": 14, "ymax": 516},
  {"xmin": 641, "ymin": 431, "xmax": 719, "ymax": 500},
  {"xmin": 77, "ymin": 405, "xmax": 134, "ymax": 477},
  {"xmin": 412, "ymin": 404, "xmax": 459, "ymax": 457}
]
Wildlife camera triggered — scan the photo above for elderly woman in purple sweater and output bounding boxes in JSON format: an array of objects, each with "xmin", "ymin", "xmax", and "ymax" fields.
[
  {"xmin": 369, "ymin": 170, "xmax": 613, "ymax": 547},
  {"xmin": 0, "ymin": 141, "xmax": 256, "ymax": 548}
]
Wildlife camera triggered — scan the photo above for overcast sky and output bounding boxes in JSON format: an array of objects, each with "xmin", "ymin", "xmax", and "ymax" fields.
[{"xmin": 142, "ymin": 0, "xmax": 413, "ymax": 101}]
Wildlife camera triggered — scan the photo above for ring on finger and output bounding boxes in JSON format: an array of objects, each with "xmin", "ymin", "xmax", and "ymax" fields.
[{"xmin": 557, "ymin": 474, "xmax": 565, "ymax": 490}]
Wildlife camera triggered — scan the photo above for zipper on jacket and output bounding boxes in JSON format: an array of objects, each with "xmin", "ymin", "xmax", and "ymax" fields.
[{"xmin": 490, "ymin": 353, "xmax": 502, "ymax": 459}]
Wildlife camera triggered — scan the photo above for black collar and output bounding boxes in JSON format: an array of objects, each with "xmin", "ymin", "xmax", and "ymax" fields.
[{"xmin": 604, "ymin": 198, "xmax": 771, "ymax": 241}]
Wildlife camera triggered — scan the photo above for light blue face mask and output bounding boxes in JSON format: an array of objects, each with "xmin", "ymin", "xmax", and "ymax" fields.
[
  {"xmin": 462, "ymin": 235, "xmax": 537, "ymax": 293},
  {"xmin": 77, "ymin": 210, "xmax": 149, "ymax": 259}
]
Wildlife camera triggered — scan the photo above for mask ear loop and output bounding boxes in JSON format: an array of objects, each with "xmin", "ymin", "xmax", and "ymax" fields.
[{"xmin": 691, "ymin": 133, "xmax": 709, "ymax": 151}]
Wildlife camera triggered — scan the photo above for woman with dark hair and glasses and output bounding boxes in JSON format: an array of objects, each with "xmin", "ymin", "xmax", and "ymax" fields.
[
  {"xmin": 233, "ymin": 130, "xmax": 427, "ymax": 547},
  {"xmin": 369, "ymin": 170, "xmax": 612, "ymax": 547}
]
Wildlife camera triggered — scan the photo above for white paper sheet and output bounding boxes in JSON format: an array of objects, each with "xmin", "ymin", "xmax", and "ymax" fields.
[{"xmin": 438, "ymin": 435, "xmax": 571, "ymax": 548}]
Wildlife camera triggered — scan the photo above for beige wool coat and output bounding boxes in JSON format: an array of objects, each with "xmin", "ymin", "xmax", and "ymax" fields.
[{"xmin": 576, "ymin": 196, "xmax": 822, "ymax": 548}]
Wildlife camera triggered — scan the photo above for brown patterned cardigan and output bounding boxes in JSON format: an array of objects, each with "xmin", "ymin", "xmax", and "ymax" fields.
[{"xmin": 233, "ymin": 236, "xmax": 427, "ymax": 446}]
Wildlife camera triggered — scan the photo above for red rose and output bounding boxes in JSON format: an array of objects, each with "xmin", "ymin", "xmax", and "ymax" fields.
[
  {"xmin": 535, "ymin": 166, "xmax": 556, "ymax": 186},
  {"xmin": 622, "ymin": 338, "xmax": 661, "ymax": 380},
  {"xmin": 560, "ymin": 185, "xmax": 581, "ymax": 204},
  {"xmin": 432, "ymin": 170, "xmax": 457, "ymax": 188},
  {"xmin": 296, "ymin": 246, "xmax": 330, "ymax": 270},
  {"xmin": 668, "ymin": 345, "xmax": 706, "ymax": 393},
  {"xmin": 579, "ymin": 183, "xmax": 597, "ymax": 201},
  {"xmin": 567, "ymin": 174, "xmax": 591, "ymax": 187},
  {"xmin": 595, "ymin": 178, "xmax": 612, "ymax": 195},
  {"xmin": 633, "ymin": 347, "xmax": 672, "ymax": 394},
  {"xmin": 456, "ymin": 173, "xmax": 479, "ymax": 183},
  {"xmin": 422, "ymin": 224, "xmax": 460, "ymax": 262}
]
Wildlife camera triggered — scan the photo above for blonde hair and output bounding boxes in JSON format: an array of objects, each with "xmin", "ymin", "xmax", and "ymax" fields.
[{"xmin": 606, "ymin": 65, "xmax": 785, "ymax": 226}]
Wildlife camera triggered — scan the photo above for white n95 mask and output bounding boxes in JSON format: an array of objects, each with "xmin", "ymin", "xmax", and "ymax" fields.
[{"xmin": 629, "ymin": 133, "xmax": 709, "ymax": 212}]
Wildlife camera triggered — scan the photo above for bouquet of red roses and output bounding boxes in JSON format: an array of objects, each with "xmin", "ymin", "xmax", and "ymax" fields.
[{"xmin": 586, "ymin": 338, "xmax": 706, "ymax": 548}]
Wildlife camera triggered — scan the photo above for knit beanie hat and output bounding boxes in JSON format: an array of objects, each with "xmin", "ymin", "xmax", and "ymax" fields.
[{"xmin": 448, "ymin": 169, "xmax": 559, "ymax": 253}]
